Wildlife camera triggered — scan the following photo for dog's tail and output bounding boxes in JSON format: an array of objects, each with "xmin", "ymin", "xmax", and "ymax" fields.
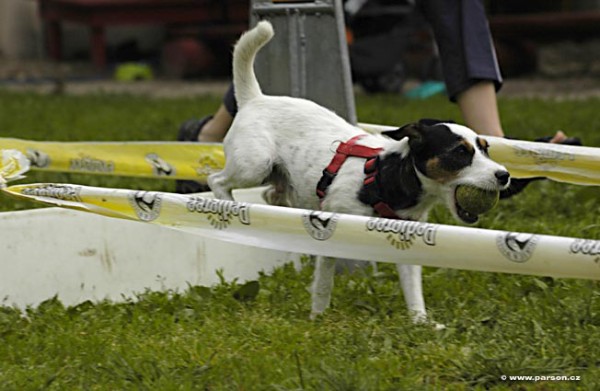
[{"xmin": 233, "ymin": 20, "xmax": 274, "ymax": 108}]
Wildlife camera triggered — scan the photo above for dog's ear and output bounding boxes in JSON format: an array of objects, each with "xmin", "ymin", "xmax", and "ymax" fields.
[
  {"xmin": 382, "ymin": 122, "xmax": 425, "ymax": 151},
  {"xmin": 382, "ymin": 119, "xmax": 456, "ymax": 151},
  {"xmin": 418, "ymin": 118, "xmax": 455, "ymax": 127},
  {"xmin": 382, "ymin": 119, "xmax": 455, "ymax": 141}
]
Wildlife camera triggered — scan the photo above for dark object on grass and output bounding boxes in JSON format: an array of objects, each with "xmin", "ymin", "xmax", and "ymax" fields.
[{"xmin": 233, "ymin": 281, "xmax": 260, "ymax": 302}]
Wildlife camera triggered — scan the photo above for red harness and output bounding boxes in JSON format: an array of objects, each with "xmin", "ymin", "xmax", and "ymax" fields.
[{"xmin": 316, "ymin": 135, "xmax": 400, "ymax": 219}]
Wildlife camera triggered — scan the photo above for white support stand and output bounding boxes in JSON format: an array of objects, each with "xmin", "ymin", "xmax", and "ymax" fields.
[{"xmin": 0, "ymin": 188, "xmax": 299, "ymax": 309}]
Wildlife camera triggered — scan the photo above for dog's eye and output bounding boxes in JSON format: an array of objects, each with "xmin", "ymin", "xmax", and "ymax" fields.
[
  {"xmin": 438, "ymin": 142, "xmax": 475, "ymax": 171},
  {"xmin": 454, "ymin": 144, "xmax": 470, "ymax": 155}
]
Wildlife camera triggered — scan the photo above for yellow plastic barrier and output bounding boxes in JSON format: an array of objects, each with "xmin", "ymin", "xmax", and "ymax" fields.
[
  {"xmin": 1, "ymin": 123, "xmax": 599, "ymax": 185},
  {"xmin": 0, "ymin": 138, "xmax": 224, "ymax": 181},
  {"xmin": 485, "ymin": 137, "xmax": 600, "ymax": 186}
]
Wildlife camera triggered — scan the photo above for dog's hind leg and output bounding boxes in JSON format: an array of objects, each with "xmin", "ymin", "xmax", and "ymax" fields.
[
  {"xmin": 261, "ymin": 167, "xmax": 292, "ymax": 207},
  {"xmin": 310, "ymin": 256, "xmax": 337, "ymax": 319},
  {"xmin": 208, "ymin": 150, "xmax": 276, "ymax": 201},
  {"xmin": 207, "ymin": 170, "xmax": 236, "ymax": 200}
]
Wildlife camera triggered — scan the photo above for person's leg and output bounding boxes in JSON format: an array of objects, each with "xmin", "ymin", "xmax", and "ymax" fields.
[
  {"xmin": 179, "ymin": 84, "xmax": 237, "ymax": 144},
  {"xmin": 417, "ymin": 0, "xmax": 502, "ymax": 103},
  {"xmin": 176, "ymin": 85, "xmax": 237, "ymax": 193},
  {"xmin": 198, "ymin": 84, "xmax": 237, "ymax": 142},
  {"xmin": 418, "ymin": 0, "xmax": 568, "ymax": 144},
  {"xmin": 417, "ymin": 0, "xmax": 504, "ymax": 133},
  {"xmin": 197, "ymin": 104, "xmax": 234, "ymax": 142},
  {"xmin": 456, "ymin": 81, "xmax": 504, "ymax": 137},
  {"xmin": 457, "ymin": 80, "xmax": 568, "ymax": 142}
]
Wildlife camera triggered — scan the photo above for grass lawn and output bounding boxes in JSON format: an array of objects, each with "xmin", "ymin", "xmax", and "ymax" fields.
[{"xmin": 0, "ymin": 89, "xmax": 598, "ymax": 390}]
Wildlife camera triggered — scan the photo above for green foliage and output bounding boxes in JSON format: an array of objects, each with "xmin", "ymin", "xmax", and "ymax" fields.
[
  {"xmin": 0, "ymin": 90, "xmax": 220, "ymax": 142},
  {"xmin": 1, "ymin": 262, "xmax": 598, "ymax": 390},
  {"xmin": 0, "ymin": 90, "xmax": 599, "ymax": 389}
]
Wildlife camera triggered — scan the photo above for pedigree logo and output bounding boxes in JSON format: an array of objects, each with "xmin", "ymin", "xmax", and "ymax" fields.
[
  {"xmin": 145, "ymin": 153, "xmax": 175, "ymax": 177},
  {"xmin": 496, "ymin": 232, "xmax": 539, "ymax": 263},
  {"xmin": 302, "ymin": 211, "xmax": 339, "ymax": 241},
  {"xmin": 26, "ymin": 149, "xmax": 51, "ymax": 168},
  {"xmin": 128, "ymin": 191, "xmax": 163, "ymax": 222},
  {"xmin": 186, "ymin": 196, "xmax": 250, "ymax": 230},
  {"xmin": 22, "ymin": 184, "xmax": 82, "ymax": 202},
  {"xmin": 366, "ymin": 218, "xmax": 437, "ymax": 250},
  {"xmin": 570, "ymin": 239, "xmax": 600, "ymax": 266},
  {"xmin": 70, "ymin": 155, "xmax": 114, "ymax": 173},
  {"xmin": 514, "ymin": 146, "xmax": 575, "ymax": 166}
]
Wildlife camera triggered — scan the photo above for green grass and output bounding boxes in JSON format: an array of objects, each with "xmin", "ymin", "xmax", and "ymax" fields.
[{"xmin": 0, "ymin": 89, "xmax": 599, "ymax": 390}]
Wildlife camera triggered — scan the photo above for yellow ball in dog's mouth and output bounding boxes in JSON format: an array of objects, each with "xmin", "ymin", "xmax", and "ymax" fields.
[{"xmin": 455, "ymin": 185, "xmax": 499, "ymax": 215}]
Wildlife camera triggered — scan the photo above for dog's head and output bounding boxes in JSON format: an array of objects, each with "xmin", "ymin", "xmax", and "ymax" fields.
[{"xmin": 382, "ymin": 119, "xmax": 510, "ymax": 224}]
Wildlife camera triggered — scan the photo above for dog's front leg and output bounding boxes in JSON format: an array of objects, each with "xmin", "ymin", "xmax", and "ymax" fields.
[
  {"xmin": 397, "ymin": 264, "xmax": 427, "ymax": 322},
  {"xmin": 398, "ymin": 264, "xmax": 445, "ymax": 329},
  {"xmin": 310, "ymin": 256, "xmax": 337, "ymax": 319}
]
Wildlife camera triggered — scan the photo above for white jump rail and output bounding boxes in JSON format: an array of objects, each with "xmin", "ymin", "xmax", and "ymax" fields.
[{"xmin": 3, "ymin": 182, "xmax": 599, "ymax": 286}]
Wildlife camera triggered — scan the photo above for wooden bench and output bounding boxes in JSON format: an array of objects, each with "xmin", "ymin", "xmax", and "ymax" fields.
[{"xmin": 38, "ymin": 0, "xmax": 249, "ymax": 69}]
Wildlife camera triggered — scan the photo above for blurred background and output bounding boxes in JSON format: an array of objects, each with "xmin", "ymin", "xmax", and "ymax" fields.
[{"xmin": 0, "ymin": 0, "xmax": 598, "ymax": 91}]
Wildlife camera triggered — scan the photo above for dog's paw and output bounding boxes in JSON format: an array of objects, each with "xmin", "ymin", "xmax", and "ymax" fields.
[
  {"xmin": 411, "ymin": 314, "xmax": 446, "ymax": 330},
  {"xmin": 416, "ymin": 319, "xmax": 447, "ymax": 331},
  {"xmin": 309, "ymin": 311, "xmax": 323, "ymax": 321}
]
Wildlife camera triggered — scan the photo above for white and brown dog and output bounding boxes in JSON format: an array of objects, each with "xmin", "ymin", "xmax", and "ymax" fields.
[{"xmin": 208, "ymin": 21, "xmax": 510, "ymax": 325}]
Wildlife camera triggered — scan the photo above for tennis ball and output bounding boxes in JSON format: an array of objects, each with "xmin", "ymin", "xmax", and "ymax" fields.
[
  {"xmin": 455, "ymin": 185, "xmax": 499, "ymax": 215},
  {"xmin": 114, "ymin": 63, "xmax": 154, "ymax": 82}
]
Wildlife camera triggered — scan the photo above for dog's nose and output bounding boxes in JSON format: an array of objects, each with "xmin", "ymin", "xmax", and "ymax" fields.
[{"xmin": 495, "ymin": 170, "xmax": 510, "ymax": 186}]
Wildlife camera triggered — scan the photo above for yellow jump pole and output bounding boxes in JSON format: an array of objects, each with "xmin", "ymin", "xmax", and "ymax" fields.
[{"xmin": 1, "ymin": 123, "xmax": 599, "ymax": 186}]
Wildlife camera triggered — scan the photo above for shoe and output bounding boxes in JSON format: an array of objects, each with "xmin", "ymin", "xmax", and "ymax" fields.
[
  {"xmin": 175, "ymin": 116, "xmax": 213, "ymax": 194},
  {"xmin": 177, "ymin": 116, "xmax": 212, "ymax": 142},
  {"xmin": 500, "ymin": 134, "xmax": 582, "ymax": 199}
]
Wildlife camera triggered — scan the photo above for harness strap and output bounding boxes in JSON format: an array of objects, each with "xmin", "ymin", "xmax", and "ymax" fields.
[
  {"xmin": 361, "ymin": 155, "xmax": 400, "ymax": 219},
  {"xmin": 316, "ymin": 135, "xmax": 399, "ymax": 219}
]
